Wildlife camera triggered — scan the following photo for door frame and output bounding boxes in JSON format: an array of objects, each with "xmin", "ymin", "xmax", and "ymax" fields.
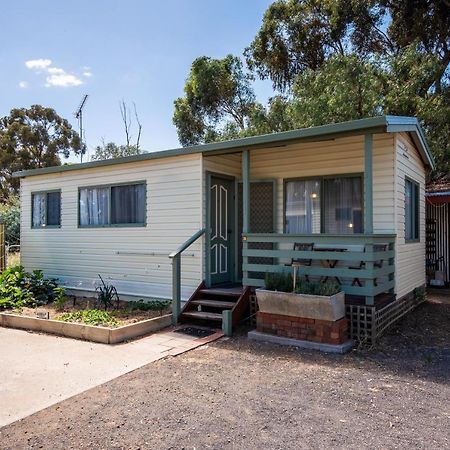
[
  {"xmin": 236, "ymin": 179, "xmax": 278, "ymax": 282},
  {"xmin": 205, "ymin": 172, "xmax": 237, "ymax": 287}
]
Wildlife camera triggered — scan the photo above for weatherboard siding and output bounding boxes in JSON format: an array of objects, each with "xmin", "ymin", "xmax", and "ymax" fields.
[
  {"xmin": 394, "ymin": 132, "xmax": 426, "ymax": 298},
  {"xmin": 20, "ymin": 154, "xmax": 203, "ymax": 300}
]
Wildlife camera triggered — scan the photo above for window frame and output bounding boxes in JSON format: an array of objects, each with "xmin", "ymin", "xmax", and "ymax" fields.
[
  {"xmin": 31, "ymin": 189, "xmax": 62, "ymax": 229},
  {"xmin": 283, "ymin": 173, "xmax": 364, "ymax": 234},
  {"xmin": 405, "ymin": 176, "xmax": 420, "ymax": 243},
  {"xmin": 78, "ymin": 180, "xmax": 147, "ymax": 228}
]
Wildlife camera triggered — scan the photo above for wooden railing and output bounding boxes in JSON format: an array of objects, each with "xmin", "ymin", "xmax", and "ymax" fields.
[
  {"xmin": 169, "ymin": 228, "xmax": 206, "ymax": 325},
  {"xmin": 242, "ymin": 233, "xmax": 396, "ymax": 305}
]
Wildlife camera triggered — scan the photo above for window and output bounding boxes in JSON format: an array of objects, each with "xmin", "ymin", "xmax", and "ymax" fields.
[
  {"xmin": 284, "ymin": 176, "xmax": 363, "ymax": 234},
  {"xmin": 32, "ymin": 191, "xmax": 61, "ymax": 228},
  {"xmin": 79, "ymin": 182, "xmax": 146, "ymax": 227},
  {"xmin": 405, "ymin": 178, "xmax": 420, "ymax": 241}
]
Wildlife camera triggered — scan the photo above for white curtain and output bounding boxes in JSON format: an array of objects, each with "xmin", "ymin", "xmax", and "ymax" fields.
[
  {"xmin": 285, "ymin": 180, "xmax": 321, "ymax": 233},
  {"xmin": 79, "ymin": 188, "xmax": 109, "ymax": 225},
  {"xmin": 323, "ymin": 177, "xmax": 362, "ymax": 234},
  {"xmin": 32, "ymin": 193, "xmax": 46, "ymax": 227}
]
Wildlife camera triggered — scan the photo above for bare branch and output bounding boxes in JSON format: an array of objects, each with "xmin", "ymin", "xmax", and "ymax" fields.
[
  {"xmin": 133, "ymin": 102, "xmax": 142, "ymax": 150},
  {"xmin": 119, "ymin": 100, "xmax": 132, "ymax": 147}
]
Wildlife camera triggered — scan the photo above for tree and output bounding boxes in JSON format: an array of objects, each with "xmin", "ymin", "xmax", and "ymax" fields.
[
  {"xmin": 0, "ymin": 105, "xmax": 81, "ymax": 200},
  {"xmin": 0, "ymin": 196, "xmax": 20, "ymax": 247},
  {"xmin": 91, "ymin": 141, "xmax": 141, "ymax": 161},
  {"xmin": 119, "ymin": 100, "xmax": 143, "ymax": 149},
  {"xmin": 289, "ymin": 55, "xmax": 385, "ymax": 127},
  {"xmin": 173, "ymin": 55, "xmax": 258, "ymax": 146},
  {"xmin": 245, "ymin": 0, "xmax": 449, "ymax": 92}
]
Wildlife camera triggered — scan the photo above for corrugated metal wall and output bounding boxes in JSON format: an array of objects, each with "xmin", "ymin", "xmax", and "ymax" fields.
[{"xmin": 426, "ymin": 200, "xmax": 450, "ymax": 283}]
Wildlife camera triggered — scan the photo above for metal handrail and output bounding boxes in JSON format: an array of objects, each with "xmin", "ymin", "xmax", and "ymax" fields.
[
  {"xmin": 169, "ymin": 228, "xmax": 206, "ymax": 259},
  {"xmin": 169, "ymin": 228, "xmax": 206, "ymax": 325}
]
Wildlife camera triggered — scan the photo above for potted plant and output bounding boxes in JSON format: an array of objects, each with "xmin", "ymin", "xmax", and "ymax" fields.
[{"xmin": 256, "ymin": 273, "xmax": 345, "ymax": 321}]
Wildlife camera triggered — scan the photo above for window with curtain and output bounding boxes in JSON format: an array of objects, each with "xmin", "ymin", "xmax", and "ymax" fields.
[
  {"xmin": 79, "ymin": 182, "xmax": 146, "ymax": 227},
  {"xmin": 285, "ymin": 180, "xmax": 321, "ymax": 233},
  {"xmin": 32, "ymin": 191, "xmax": 61, "ymax": 228},
  {"xmin": 284, "ymin": 176, "xmax": 363, "ymax": 234},
  {"xmin": 405, "ymin": 178, "xmax": 419, "ymax": 241}
]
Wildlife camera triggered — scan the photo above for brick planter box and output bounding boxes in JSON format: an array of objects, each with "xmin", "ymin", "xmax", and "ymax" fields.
[{"xmin": 256, "ymin": 311, "xmax": 348, "ymax": 345}]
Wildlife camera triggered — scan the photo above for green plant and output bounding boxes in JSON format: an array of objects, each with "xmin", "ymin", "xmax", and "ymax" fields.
[
  {"xmin": 95, "ymin": 274, "xmax": 119, "ymax": 310},
  {"xmin": 0, "ymin": 265, "xmax": 61, "ymax": 310},
  {"xmin": 128, "ymin": 299, "xmax": 171, "ymax": 315},
  {"xmin": 294, "ymin": 280, "xmax": 341, "ymax": 296},
  {"xmin": 53, "ymin": 287, "xmax": 67, "ymax": 310},
  {"xmin": 264, "ymin": 272, "xmax": 293, "ymax": 292},
  {"xmin": 57, "ymin": 309, "xmax": 119, "ymax": 327}
]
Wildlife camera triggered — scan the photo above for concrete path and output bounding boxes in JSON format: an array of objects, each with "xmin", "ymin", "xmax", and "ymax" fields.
[{"xmin": 0, "ymin": 326, "xmax": 222, "ymax": 427}]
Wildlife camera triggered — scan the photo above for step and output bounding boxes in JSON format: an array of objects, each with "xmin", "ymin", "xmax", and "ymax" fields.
[
  {"xmin": 191, "ymin": 299, "xmax": 236, "ymax": 308},
  {"xmin": 181, "ymin": 311, "xmax": 223, "ymax": 321},
  {"xmin": 198, "ymin": 288, "xmax": 242, "ymax": 298}
]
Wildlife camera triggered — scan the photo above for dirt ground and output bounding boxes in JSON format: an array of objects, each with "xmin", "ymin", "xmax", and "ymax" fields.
[{"xmin": 1, "ymin": 293, "xmax": 449, "ymax": 450}]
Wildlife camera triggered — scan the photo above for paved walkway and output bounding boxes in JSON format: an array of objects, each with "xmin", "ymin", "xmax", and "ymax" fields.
[{"xmin": 0, "ymin": 326, "xmax": 222, "ymax": 427}]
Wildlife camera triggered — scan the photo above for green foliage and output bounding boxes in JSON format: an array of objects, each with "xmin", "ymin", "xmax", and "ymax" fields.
[
  {"xmin": 264, "ymin": 272, "xmax": 293, "ymax": 293},
  {"xmin": 0, "ymin": 265, "xmax": 60, "ymax": 310},
  {"xmin": 53, "ymin": 287, "xmax": 67, "ymax": 310},
  {"xmin": 91, "ymin": 142, "xmax": 141, "ymax": 161},
  {"xmin": 175, "ymin": 1, "xmax": 449, "ymax": 179},
  {"xmin": 95, "ymin": 274, "xmax": 119, "ymax": 310},
  {"xmin": 127, "ymin": 299, "xmax": 171, "ymax": 315},
  {"xmin": 294, "ymin": 280, "xmax": 341, "ymax": 296},
  {"xmin": 0, "ymin": 105, "xmax": 82, "ymax": 200},
  {"xmin": 173, "ymin": 55, "xmax": 257, "ymax": 146},
  {"xmin": 0, "ymin": 196, "xmax": 20, "ymax": 246},
  {"xmin": 57, "ymin": 309, "xmax": 119, "ymax": 327}
]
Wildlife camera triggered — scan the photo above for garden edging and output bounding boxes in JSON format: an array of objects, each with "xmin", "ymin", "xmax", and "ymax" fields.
[{"xmin": 0, "ymin": 312, "xmax": 172, "ymax": 344}]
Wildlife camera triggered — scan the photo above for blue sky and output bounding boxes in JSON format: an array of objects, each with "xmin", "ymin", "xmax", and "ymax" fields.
[{"xmin": 0, "ymin": 0, "xmax": 274, "ymax": 162}]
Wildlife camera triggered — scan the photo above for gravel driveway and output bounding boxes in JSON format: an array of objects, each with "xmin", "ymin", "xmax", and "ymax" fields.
[{"xmin": 1, "ymin": 295, "xmax": 449, "ymax": 449}]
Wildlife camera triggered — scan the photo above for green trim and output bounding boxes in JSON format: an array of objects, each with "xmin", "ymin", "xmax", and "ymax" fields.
[
  {"xmin": 77, "ymin": 181, "xmax": 147, "ymax": 228},
  {"xmin": 13, "ymin": 116, "xmax": 434, "ymax": 179},
  {"xmin": 31, "ymin": 189, "xmax": 62, "ymax": 229},
  {"xmin": 242, "ymin": 150, "xmax": 250, "ymax": 233},
  {"xmin": 405, "ymin": 176, "xmax": 420, "ymax": 243},
  {"xmin": 364, "ymin": 133, "xmax": 373, "ymax": 234}
]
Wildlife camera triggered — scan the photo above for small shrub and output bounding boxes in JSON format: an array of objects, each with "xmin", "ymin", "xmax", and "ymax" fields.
[
  {"xmin": 57, "ymin": 309, "xmax": 119, "ymax": 327},
  {"xmin": 53, "ymin": 287, "xmax": 67, "ymax": 310},
  {"xmin": 128, "ymin": 299, "xmax": 171, "ymax": 315},
  {"xmin": 95, "ymin": 274, "xmax": 119, "ymax": 310},
  {"xmin": 264, "ymin": 272, "xmax": 293, "ymax": 292},
  {"xmin": 0, "ymin": 265, "xmax": 61, "ymax": 310},
  {"xmin": 294, "ymin": 280, "xmax": 341, "ymax": 296}
]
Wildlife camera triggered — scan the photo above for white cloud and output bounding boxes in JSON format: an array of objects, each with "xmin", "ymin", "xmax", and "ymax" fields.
[
  {"xmin": 18, "ymin": 81, "xmax": 29, "ymax": 88},
  {"xmin": 47, "ymin": 67, "xmax": 65, "ymax": 74},
  {"xmin": 45, "ymin": 73, "xmax": 83, "ymax": 87},
  {"xmin": 25, "ymin": 58, "xmax": 52, "ymax": 70},
  {"xmin": 24, "ymin": 58, "xmax": 87, "ymax": 87}
]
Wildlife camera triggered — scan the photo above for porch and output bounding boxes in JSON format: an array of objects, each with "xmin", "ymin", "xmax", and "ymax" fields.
[{"xmin": 242, "ymin": 233, "xmax": 396, "ymax": 306}]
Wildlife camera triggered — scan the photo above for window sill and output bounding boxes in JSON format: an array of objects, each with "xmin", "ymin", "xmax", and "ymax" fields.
[
  {"xmin": 78, "ymin": 223, "xmax": 147, "ymax": 229},
  {"xmin": 31, "ymin": 225, "xmax": 61, "ymax": 229},
  {"xmin": 405, "ymin": 239, "xmax": 420, "ymax": 244}
]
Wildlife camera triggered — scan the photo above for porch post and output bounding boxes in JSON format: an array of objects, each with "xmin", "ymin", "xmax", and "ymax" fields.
[
  {"xmin": 242, "ymin": 150, "xmax": 250, "ymax": 285},
  {"xmin": 364, "ymin": 133, "xmax": 375, "ymax": 306},
  {"xmin": 242, "ymin": 150, "xmax": 250, "ymax": 233},
  {"xmin": 364, "ymin": 134, "xmax": 373, "ymax": 235}
]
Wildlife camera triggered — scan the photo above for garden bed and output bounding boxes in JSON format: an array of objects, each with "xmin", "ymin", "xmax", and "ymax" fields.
[{"xmin": 0, "ymin": 266, "xmax": 173, "ymax": 343}]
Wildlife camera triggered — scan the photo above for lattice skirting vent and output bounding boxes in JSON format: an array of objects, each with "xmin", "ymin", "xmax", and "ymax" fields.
[{"xmin": 346, "ymin": 287, "xmax": 426, "ymax": 345}]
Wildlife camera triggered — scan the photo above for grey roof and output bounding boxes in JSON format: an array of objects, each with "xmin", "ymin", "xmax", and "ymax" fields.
[{"xmin": 13, "ymin": 115, "xmax": 435, "ymax": 178}]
